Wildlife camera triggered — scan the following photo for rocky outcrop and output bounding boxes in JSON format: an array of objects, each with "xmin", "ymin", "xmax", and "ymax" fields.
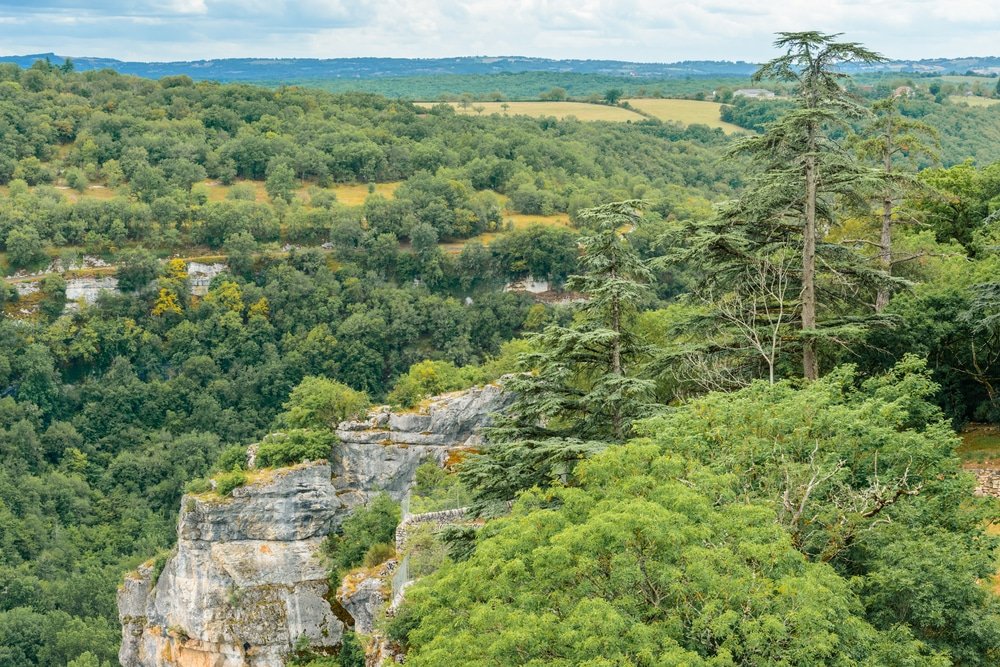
[
  {"xmin": 332, "ymin": 383, "xmax": 512, "ymax": 506},
  {"xmin": 119, "ymin": 464, "xmax": 346, "ymax": 667},
  {"xmin": 188, "ymin": 262, "xmax": 226, "ymax": 296},
  {"xmin": 120, "ymin": 383, "xmax": 510, "ymax": 667},
  {"xmin": 65, "ymin": 275, "xmax": 120, "ymax": 308},
  {"xmin": 338, "ymin": 562, "xmax": 395, "ymax": 636}
]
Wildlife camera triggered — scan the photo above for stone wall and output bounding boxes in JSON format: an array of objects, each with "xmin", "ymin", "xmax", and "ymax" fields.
[
  {"xmin": 394, "ymin": 508, "xmax": 469, "ymax": 553},
  {"xmin": 970, "ymin": 467, "xmax": 1000, "ymax": 497}
]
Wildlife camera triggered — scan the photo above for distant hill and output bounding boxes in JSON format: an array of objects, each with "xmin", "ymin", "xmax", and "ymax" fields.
[{"xmin": 7, "ymin": 53, "xmax": 1000, "ymax": 83}]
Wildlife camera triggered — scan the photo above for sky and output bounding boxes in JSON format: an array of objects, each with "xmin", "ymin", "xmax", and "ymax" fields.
[{"xmin": 1, "ymin": 0, "xmax": 999, "ymax": 63}]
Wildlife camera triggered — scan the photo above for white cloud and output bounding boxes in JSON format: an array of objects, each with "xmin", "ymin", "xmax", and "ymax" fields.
[
  {"xmin": 1, "ymin": 0, "xmax": 999, "ymax": 61},
  {"xmin": 168, "ymin": 0, "xmax": 208, "ymax": 14}
]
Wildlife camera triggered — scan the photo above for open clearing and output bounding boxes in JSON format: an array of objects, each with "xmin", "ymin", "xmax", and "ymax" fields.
[
  {"xmin": 958, "ymin": 425, "xmax": 1000, "ymax": 465},
  {"xmin": 440, "ymin": 212, "xmax": 572, "ymax": 253},
  {"xmin": 200, "ymin": 179, "xmax": 402, "ymax": 204},
  {"xmin": 948, "ymin": 95, "xmax": 1000, "ymax": 107},
  {"xmin": 624, "ymin": 99, "xmax": 745, "ymax": 134},
  {"xmin": 416, "ymin": 101, "xmax": 645, "ymax": 122}
]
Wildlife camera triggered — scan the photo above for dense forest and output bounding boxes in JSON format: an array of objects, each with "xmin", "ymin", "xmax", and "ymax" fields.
[{"xmin": 0, "ymin": 32, "xmax": 998, "ymax": 666}]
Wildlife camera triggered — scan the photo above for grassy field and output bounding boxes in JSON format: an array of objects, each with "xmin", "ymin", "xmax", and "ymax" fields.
[
  {"xmin": 415, "ymin": 101, "xmax": 645, "ymax": 122},
  {"xmin": 948, "ymin": 95, "xmax": 1000, "ymax": 107},
  {"xmin": 440, "ymin": 211, "xmax": 573, "ymax": 253},
  {"xmin": 624, "ymin": 98, "xmax": 745, "ymax": 134},
  {"xmin": 958, "ymin": 425, "xmax": 1000, "ymax": 465},
  {"xmin": 201, "ymin": 179, "xmax": 402, "ymax": 204}
]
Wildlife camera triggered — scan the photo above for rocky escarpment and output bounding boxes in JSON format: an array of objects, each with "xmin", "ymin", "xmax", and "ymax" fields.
[{"xmin": 119, "ymin": 384, "xmax": 510, "ymax": 667}]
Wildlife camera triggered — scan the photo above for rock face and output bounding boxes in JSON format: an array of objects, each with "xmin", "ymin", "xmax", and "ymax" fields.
[
  {"xmin": 188, "ymin": 262, "xmax": 227, "ymax": 296},
  {"xmin": 119, "ymin": 464, "xmax": 346, "ymax": 667},
  {"xmin": 65, "ymin": 275, "xmax": 120, "ymax": 308},
  {"xmin": 970, "ymin": 467, "xmax": 1000, "ymax": 497},
  {"xmin": 333, "ymin": 383, "xmax": 512, "ymax": 505},
  {"xmin": 120, "ymin": 383, "xmax": 510, "ymax": 667}
]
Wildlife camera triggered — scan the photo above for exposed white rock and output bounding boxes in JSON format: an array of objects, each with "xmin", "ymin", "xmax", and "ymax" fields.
[
  {"xmin": 188, "ymin": 262, "xmax": 227, "ymax": 296},
  {"xmin": 119, "ymin": 464, "xmax": 347, "ymax": 667},
  {"xmin": 120, "ymin": 383, "xmax": 512, "ymax": 667},
  {"xmin": 65, "ymin": 275, "xmax": 119, "ymax": 308}
]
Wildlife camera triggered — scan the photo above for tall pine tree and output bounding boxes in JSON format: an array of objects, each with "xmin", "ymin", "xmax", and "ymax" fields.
[{"xmin": 462, "ymin": 201, "xmax": 656, "ymax": 511}]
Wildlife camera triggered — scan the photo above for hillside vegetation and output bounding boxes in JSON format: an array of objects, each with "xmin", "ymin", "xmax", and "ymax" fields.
[{"xmin": 0, "ymin": 33, "xmax": 999, "ymax": 666}]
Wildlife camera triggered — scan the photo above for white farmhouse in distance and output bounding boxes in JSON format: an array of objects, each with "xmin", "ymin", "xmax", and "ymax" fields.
[{"xmin": 733, "ymin": 88, "xmax": 776, "ymax": 99}]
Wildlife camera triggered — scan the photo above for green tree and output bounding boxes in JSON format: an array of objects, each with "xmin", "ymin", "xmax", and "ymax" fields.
[
  {"xmin": 718, "ymin": 32, "xmax": 886, "ymax": 379},
  {"xmin": 6, "ymin": 227, "xmax": 47, "ymax": 269},
  {"xmin": 463, "ymin": 202, "xmax": 655, "ymax": 510},
  {"xmin": 603, "ymin": 87, "xmax": 623, "ymax": 104},
  {"xmin": 115, "ymin": 247, "xmax": 161, "ymax": 292},
  {"xmin": 397, "ymin": 444, "xmax": 935, "ymax": 666},
  {"xmin": 854, "ymin": 96, "xmax": 939, "ymax": 311},
  {"xmin": 278, "ymin": 376, "xmax": 370, "ymax": 430},
  {"xmin": 265, "ymin": 160, "xmax": 297, "ymax": 203},
  {"xmin": 38, "ymin": 274, "xmax": 66, "ymax": 320},
  {"xmin": 324, "ymin": 493, "xmax": 400, "ymax": 575}
]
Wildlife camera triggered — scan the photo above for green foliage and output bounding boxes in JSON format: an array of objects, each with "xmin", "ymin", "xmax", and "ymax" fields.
[
  {"xmin": 288, "ymin": 630, "xmax": 364, "ymax": 667},
  {"xmin": 213, "ymin": 470, "xmax": 247, "ymax": 496},
  {"xmin": 387, "ymin": 360, "xmax": 482, "ymax": 408},
  {"xmin": 324, "ymin": 493, "xmax": 400, "ymax": 576},
  {"xmin": 6, "ymin": 226, "xmax": 47, "ymax": 269},
  {"xmin": 410, "ymin": 462, "xmax": 472, "ymax": 513},
  {"xmin": 465, "ymin": 202, "xmax": 656, "ymax": 511},
  {"xmin": 399, "ymin": 361, "xmax": 1000, "ymax": 665},
  {"xmin": 362, "ymin": 542, "xmax": 395, "ymax": 568},
  {"xmin": 114, "ymin": 247, "xmax": 161, "ymax": 292},
  {"xmin": 279, "ymin": 376, "xmax": 370, "ymax": 429},
  {"xmin": 399, "ymin": 446, "xmax": 927, "ymax": 665},
  {"xmin": 213, "ymin": 444, "xmax": 248, "ymax": 472},
  {"xmin": 255, "ymin": 429, "xmax": 336, "ymax": 468}
]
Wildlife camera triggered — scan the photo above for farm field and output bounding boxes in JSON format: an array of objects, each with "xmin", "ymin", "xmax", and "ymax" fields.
[
  {"xmin": 415, "ymin": 100, "xmax": 645, "ymax": 122},
  {"xmin": 624, "ymin": 98, "xmax": 746, "ymax": 134},
  {"xmin": 958, "ymin": 424, "xmax": 1000, "ymax": 465},
  {"xmin": 202, "ymin": 179, "xmax": 403, "ymax": 204},
  {"xmin": 948, "ymin": 95, "xmax": 1000, "ymax": 107},
  {"xmin": 440, "ymin": 211, "xmax": 573, "ymax": 253}
]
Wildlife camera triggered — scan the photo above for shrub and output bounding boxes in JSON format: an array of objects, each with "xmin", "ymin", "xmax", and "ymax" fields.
[
  {"xmin": 387, "ymin": 360, "xmax": 482, "ymax": 409},
  {"xmin": 214, "ymin": 470, "xmax": 247, "ymax": 496},
  {"xmin": 325, "ymin": 493, "xmax": 400, "ymax": 575},
  {"xmin": 183, "ymin": 477, "xmax": 212, "ymax": 494},
  {"xmin": 214, "ymin": 444, "xmax": 248, "ymax": 472},
  {"xmin": 280, "ymin": 376, "xmax": 370, "ymax": 429},
  {"xmin": 362, "ymin": 542, "xmax": 395, "ymax": 568},
  {"xmin": 255, "ymin": 429, "xmax": 335, "ymax": 468}
]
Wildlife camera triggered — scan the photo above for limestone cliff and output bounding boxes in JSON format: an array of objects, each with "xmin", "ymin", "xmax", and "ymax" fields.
[{"xmin": 118, "ymin": 384, "xmax": 510, "ymax": 667}]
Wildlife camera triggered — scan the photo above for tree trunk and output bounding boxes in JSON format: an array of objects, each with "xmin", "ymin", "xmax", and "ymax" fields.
[
  {"xmin": 875, "ymin": 135, "xmax": 894, "ymax": 312},
  {"xmin": 610, "ymin": 266, "xmax": 623, "ymax": 439},
  {"xmin": 802, "ymin": 140, "xmax": 819, "ymax": 380}
]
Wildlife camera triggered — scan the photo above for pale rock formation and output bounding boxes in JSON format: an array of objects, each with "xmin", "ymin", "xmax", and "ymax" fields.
[
  {"xmin": 65, "ymin": 275, "xmax": 120, "ymax": 308},
  {"xmin": 119, "ymin": 383, "xmax": 511, "ymax": 667}
]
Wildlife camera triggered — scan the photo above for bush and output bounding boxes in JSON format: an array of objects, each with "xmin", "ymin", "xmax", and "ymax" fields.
[
  {"xmin": 183, "ymin": 477, "xmax": 212, "ymax": 494},
  {"xmin": 387, "ymin": 360, "xmax": 482, "ymax": 409},
  {"xmin": 214, "ymin": 470, "xmax": 247, "ymax": 496},
  {"xmin": 213, "ymin": 444, "xmax": 248, "ymax": 472},
  {"xmin": 280, "ymin": 376, "xmax": 370, "ymax": 429},
  {"xmin": 362, "ymin": 542, "xmax": 396, "ymax": 568},
  {"xmin": 326, "ymin": 493, "xmax": 400, "ymax": 575},
  {"xmin": 255, "ymin": 429, "xmax": 335, "ymax": 468}
]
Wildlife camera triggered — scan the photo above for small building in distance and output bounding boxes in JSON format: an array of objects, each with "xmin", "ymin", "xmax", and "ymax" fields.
[
  {"xmin": 893, "ymin": 85, "xmax": 915, "ymax": 98},
  {"xmin": 733, "ymin": 88, "xmax": 776, "ymax": 99}
]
